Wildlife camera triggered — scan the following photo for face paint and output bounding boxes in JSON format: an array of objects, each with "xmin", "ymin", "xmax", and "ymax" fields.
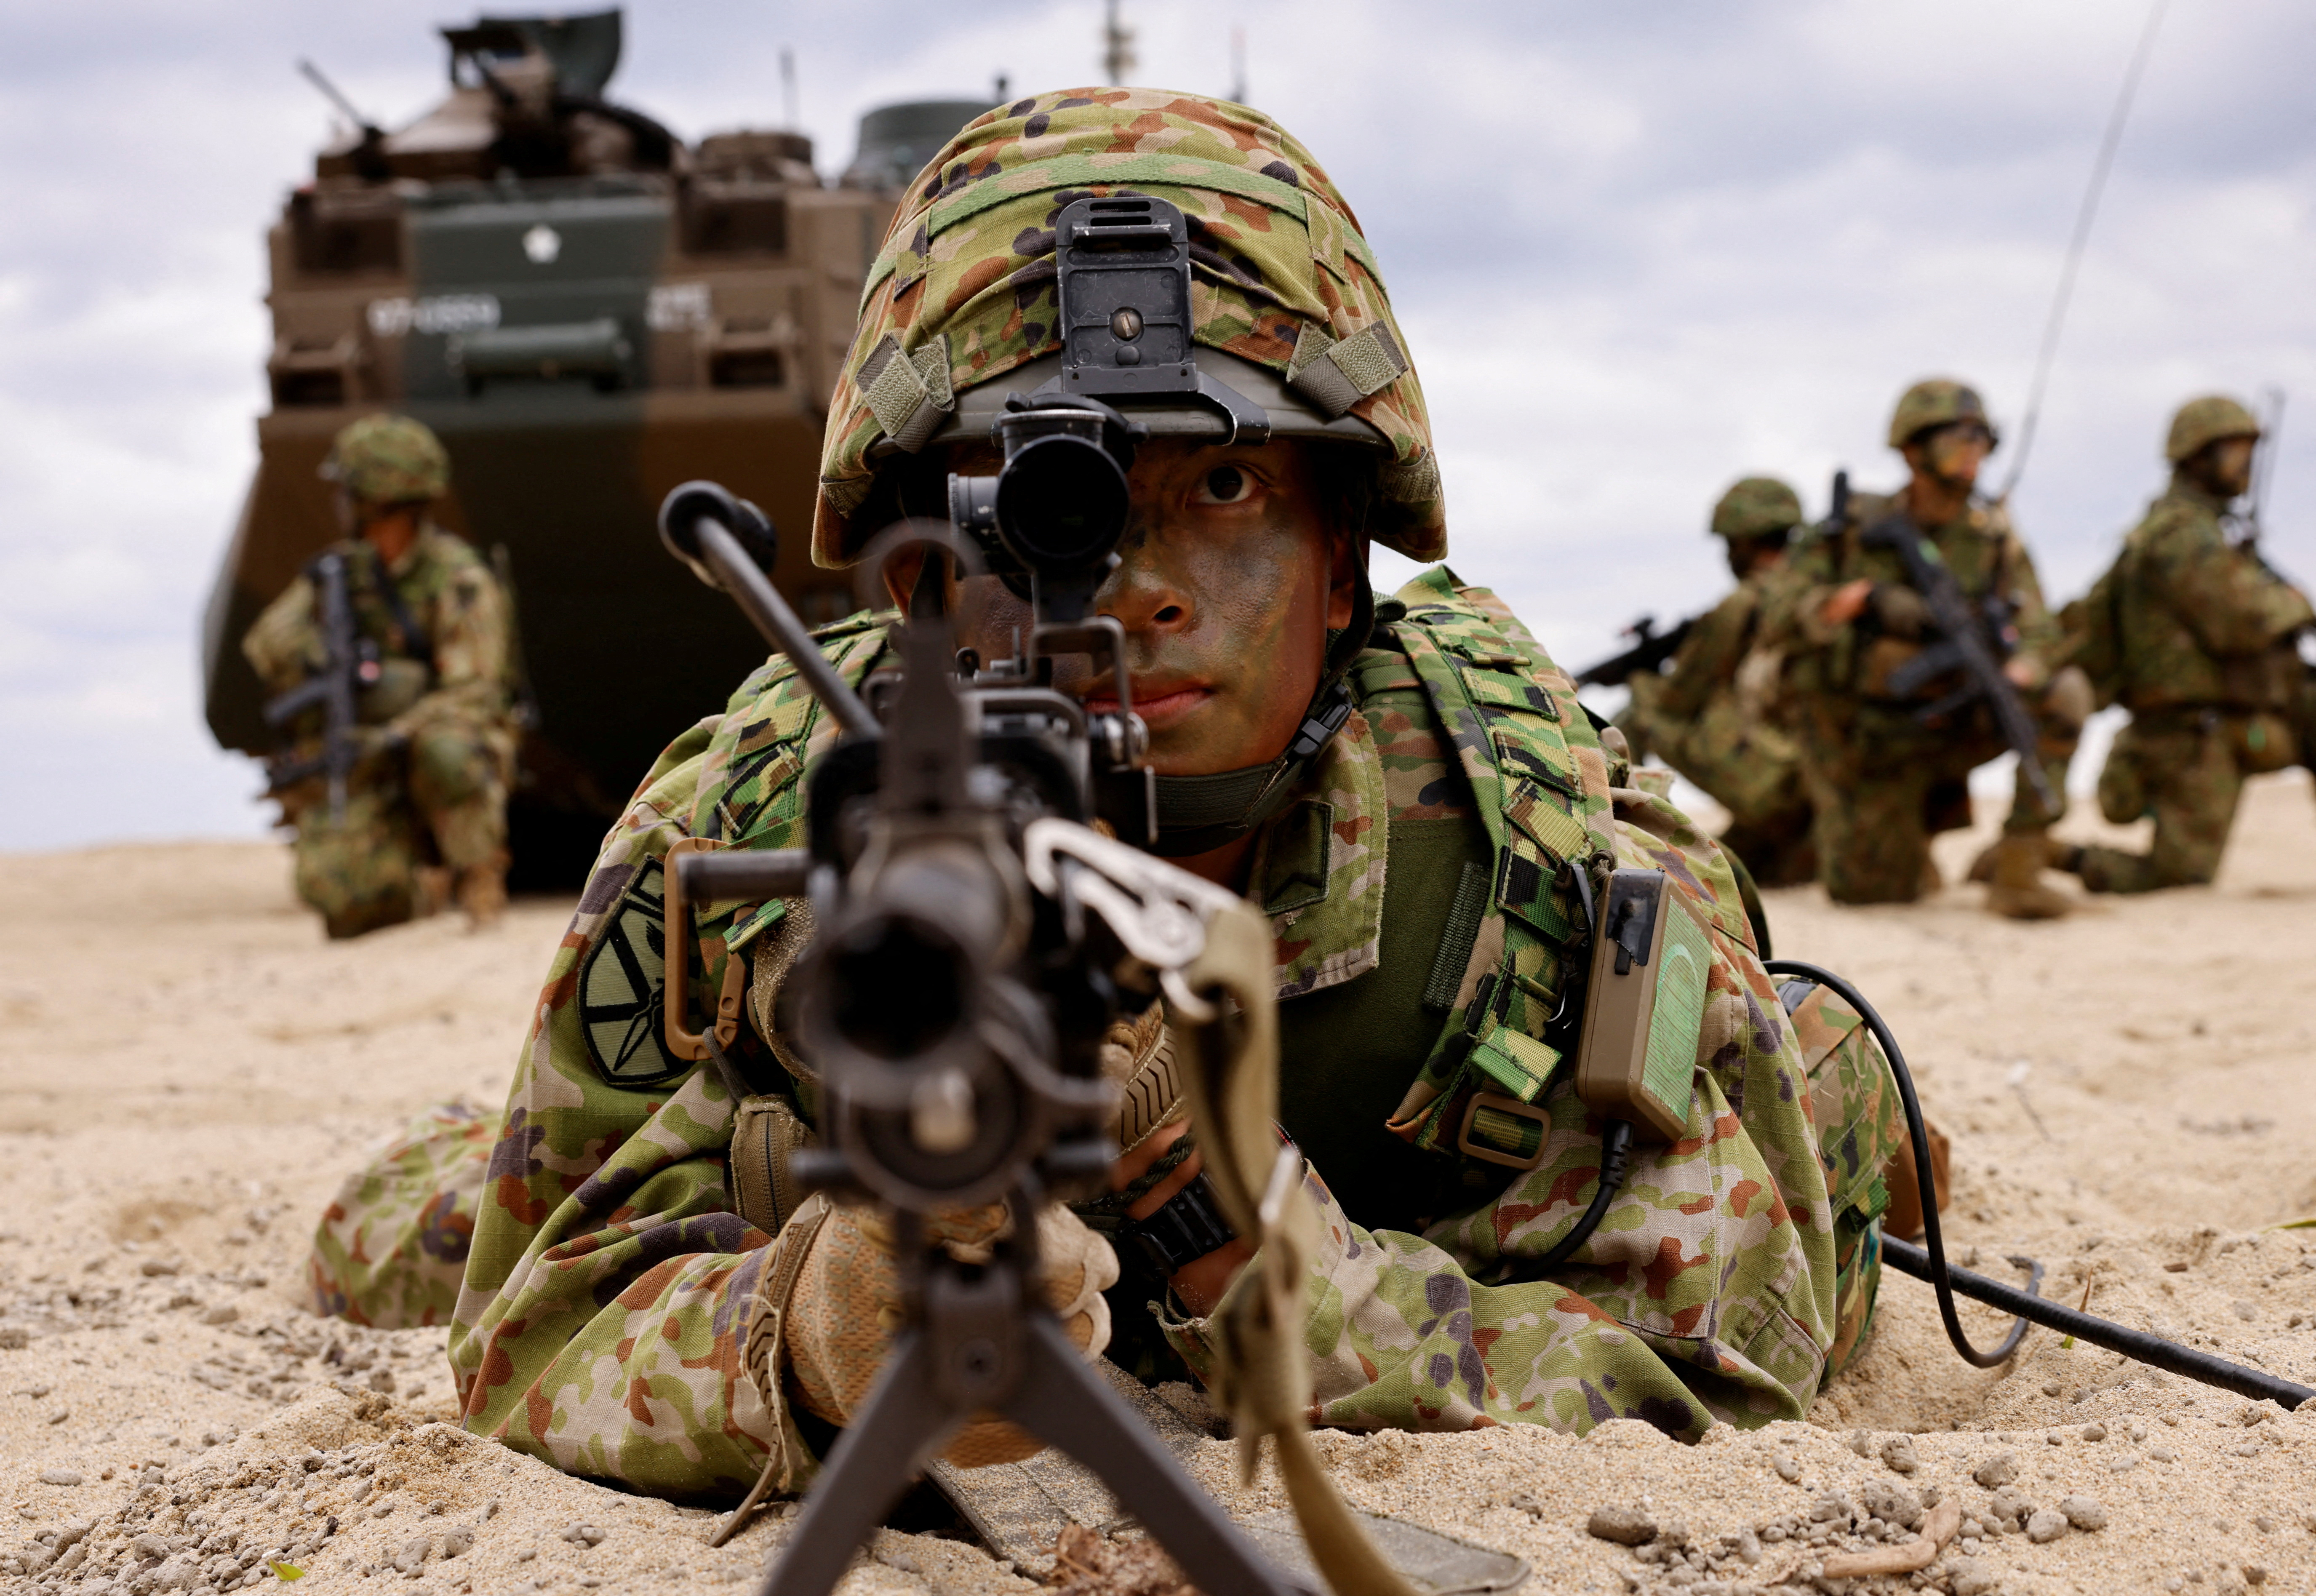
[
  {"xmin": 944, "ymin": 438, "xmax": 1347, "ymax": 777},
  {"xmin": 1921, "ymin": 422, "xmax": 1992, "ymax": 491}
]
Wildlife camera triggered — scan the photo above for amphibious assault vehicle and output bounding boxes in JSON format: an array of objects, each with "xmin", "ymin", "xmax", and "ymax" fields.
[{"xmin": 199, "ymin": 8, "xmax": 990, "ymax": 880}]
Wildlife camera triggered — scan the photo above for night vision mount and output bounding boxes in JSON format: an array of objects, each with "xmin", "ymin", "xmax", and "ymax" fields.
[{"xmin": 945, "ymin": 194, "xmax": 1276, "ymax": 615}]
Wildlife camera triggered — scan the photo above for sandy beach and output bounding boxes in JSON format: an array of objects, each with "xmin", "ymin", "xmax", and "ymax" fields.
[{"xmin": 3, "ymin": 777, "xmax": 2311, "ymax": 1595}]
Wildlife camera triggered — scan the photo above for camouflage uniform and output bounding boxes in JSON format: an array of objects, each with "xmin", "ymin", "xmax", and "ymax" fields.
[
  {"xmin": 313, "ymin": 91, "xmax": 1903, "ymax": 1486},
  {"xmin": 2071, "ymin": 397, "xmax": 2313, "ymax": 893},
  {"xmin": 243, "ymin": 418, "xmax": 519, "ymax": 939},
  {"xmin": 1760, "ymin": 384, "xmax": 2079, "ymax": 905},
  {"xmin": 1623, "ymin": 478, "xmax": 1815, "ymax": 886}
]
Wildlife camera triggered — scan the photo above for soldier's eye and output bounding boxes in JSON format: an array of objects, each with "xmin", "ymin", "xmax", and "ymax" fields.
[{"xmin": 1196, "ymin": 465, "xmax": 1252, "ymax": 505}]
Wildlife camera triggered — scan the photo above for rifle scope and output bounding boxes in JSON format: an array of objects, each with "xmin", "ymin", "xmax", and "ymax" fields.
[{"xmin": 949, "ymin": 398, "xmax": 1144, "ymax": 606}]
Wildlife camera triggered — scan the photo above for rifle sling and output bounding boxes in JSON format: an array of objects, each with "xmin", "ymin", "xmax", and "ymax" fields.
[{"xmin": 364, "ymin": 544, "xmax": 435, "ymax": 670}]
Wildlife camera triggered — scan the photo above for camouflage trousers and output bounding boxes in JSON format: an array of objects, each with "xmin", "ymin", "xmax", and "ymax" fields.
[
  {"xmin": 288, "ymin": 719, "xmax": 512, "ymax": 939},
  {"xmin": 2077, "ymin": 707, "xmax": 2299, "ymax": 893},
  {"xmin": 308, "ymin": 1006, "xmax": 1908, "ymax": 1404},
  {"xmin": 1796, "ymin": 694, "xmax": 2076, "ymax": 905},
  {"xmin": 308, "ymin": 1102, "xmax": 498, "ymax": 1328},
  {"xmin": 1623, "ymin": 681, "xmax": 1816, "ymax": 888}
]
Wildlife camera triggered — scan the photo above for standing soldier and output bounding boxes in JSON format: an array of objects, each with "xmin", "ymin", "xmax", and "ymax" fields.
[
  {"xmin": 243, "ymin": 414, "xmax": 518, "ymax": 937},
  {"xmin": 2059, "ymin": 395, "xmax": 2313, "ymax": 892},
  {"xmin": 1761, "ymin": 379, "xmax": 2090, "ymax": 918},
  {"xmin": 1623, "ymin": 476, "xmax": 1816, "ymax": 886}
]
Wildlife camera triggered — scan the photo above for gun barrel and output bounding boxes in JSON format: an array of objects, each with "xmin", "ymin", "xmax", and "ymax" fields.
[
  {"xmin": 676, "ymin": 848, "xmax": 813, "ymax": 905},
  {"xmin": 297, "ymin": 58, "xmax": 376, "ymax": 134}
]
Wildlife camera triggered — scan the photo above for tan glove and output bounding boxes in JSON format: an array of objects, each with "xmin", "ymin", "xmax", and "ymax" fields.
[{"xmin": 767, "ymin": 1198, "xmax": 1118, "ymax": 1468}]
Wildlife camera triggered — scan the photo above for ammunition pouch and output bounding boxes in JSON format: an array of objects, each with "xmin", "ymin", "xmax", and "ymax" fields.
[{"xmin": 729, "ymin": 1092, "xmax": 817, "ymax": 1236}]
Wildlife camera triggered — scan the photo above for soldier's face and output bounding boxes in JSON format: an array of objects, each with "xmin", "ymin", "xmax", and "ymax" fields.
[
  {"xmin": 934, "ymin": 438, "xmax": 1358, "ymax": 777},
  {"xmin": 1909, "ymin": 422, "xmax": 1993, "ymax": 491},
  {"xmin": 2204, "ymin": 436, "xmax": 2257, "ymax": 498}
]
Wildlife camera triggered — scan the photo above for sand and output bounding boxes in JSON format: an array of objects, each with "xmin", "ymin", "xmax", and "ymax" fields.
[{"xmin": 2, "ymin": 778, "xmax": 2313, "ymax": 1595}]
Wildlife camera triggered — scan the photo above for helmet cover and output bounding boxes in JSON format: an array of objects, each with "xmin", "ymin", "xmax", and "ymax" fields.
[
  {"xmin": 1709, "ymin": 475, "xmax": 1803, "ymax": 540},
  {"xmin": 321, "ymin": 414, "xmax": 451, "ymax": 505},
  {"xmin": 2164, "ymin": 393, "xmax": 2261, "ymax": 463},
  {"xmin": 811, "ymin": 88, "xmax": 1443, "ymax": 567},
  {"xmin": 1887, "ymin": 379, "xmax": 1997, "ymax": 450}
]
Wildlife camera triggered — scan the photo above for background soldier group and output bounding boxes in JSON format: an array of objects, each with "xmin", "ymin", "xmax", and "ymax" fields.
[{"xmin": 1624, "ymin": 381, "xmax": 2311, "ymax": 918}]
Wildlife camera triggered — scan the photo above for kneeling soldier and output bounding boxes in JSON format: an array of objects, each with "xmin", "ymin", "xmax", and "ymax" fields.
[
  {"xmin": 2063, "ymin": 395, "xmax": 2313, "ymax": 892},
  {"xmin": 1623, "ymin": 477, "xmax": 1817, "ymax": 886},
  {"xmin": 312, "ymin": 93, "xmax": 1904, "ymax": 1498},
  {"xmin": 244, "ymin": 414, "xmax": 518, "ymax": 938}
]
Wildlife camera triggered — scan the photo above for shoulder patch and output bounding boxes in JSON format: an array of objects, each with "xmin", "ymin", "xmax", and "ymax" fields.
[{"xmin": 577, "ymin": 858, "xmax": 694, "ymax": 1090}]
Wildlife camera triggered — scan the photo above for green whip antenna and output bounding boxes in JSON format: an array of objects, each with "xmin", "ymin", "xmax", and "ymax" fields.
[{"xmin": 1997, "ymin": 0, "xmax": 2172, "ymax": 503}]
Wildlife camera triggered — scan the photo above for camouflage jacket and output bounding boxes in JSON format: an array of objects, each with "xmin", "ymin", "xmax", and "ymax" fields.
[
  {"xmin": 1761, "ymin": 492, "xmax": 2060, "ymax": 704},
  {"xmin": 242, "ymin": 524, "xmax": 515, "ymax": 736},
  {"xmin": 1626, "ymin": 572, "xmax": 1801, "ymax": 820},
  {"xmin": 2104, "ymin": 480, "xmax": 2313, "ymax": 715},
  {"xmin": 447, "ymin": 571, "xmax": 1862, "ymax": 1497}
]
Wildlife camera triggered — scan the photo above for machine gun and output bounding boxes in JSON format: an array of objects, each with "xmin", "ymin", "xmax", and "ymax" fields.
[
  {"xmin": 655, "ymin": 431, "xmax": 1376, "ymax": 1593},
  {"xmin": 259, "ymin": 551, "xmax": 382, "ymax": 819},
  {"xmin": 1572, "ymin": 614, "xmax": 1694, "ymax": 688},
  {"xmin": 1858, "ymin": 512, "xmax": 2061, "ymax": 814}
]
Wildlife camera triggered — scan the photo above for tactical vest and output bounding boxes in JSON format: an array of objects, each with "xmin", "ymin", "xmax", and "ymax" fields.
[
  {"xmin": 675, "ymin": 574, "xmax": 1638, "ymax": 1226},
  {"xmin": 1372, "ymin": 570, "xmax": 1624, "ymax": 1166}
]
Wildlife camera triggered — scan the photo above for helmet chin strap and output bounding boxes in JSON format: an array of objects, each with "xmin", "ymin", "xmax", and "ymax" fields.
[{"xmin": 1147, "ymin": 568, "xmax": 1375, "ymax": 858}]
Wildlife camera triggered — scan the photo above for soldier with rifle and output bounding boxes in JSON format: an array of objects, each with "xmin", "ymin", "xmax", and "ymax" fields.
[
  {"xmin": 306, "ymin": 93, "xmax": 1916, "ymax": 1557},
  {"xmin": 1609, "ymin": 476, "xmax": 1816, "ymax": 886},
  {"xmin": 2056, "ymin": 394, "xmax": 2314, "ymax": 893},
  {"xmin": 243, "ymin": 414, "xmax": 518, "ymax": 938},
  {"xmin": 1758, "ymin": 379, "xmax": 2091, "ymax": 917}
]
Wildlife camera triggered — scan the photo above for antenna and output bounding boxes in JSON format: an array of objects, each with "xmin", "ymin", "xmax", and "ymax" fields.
[
  {"xmin": 1997, "ymin": 0, "xmax": 2172, "ymax": 502},
  {"xmin": 995, "ymin": 72, "xmax": 1011, "ymax": 104},
  {"xmin": 2248, "ymin": 386, "xmax": 2287, "ymax": 539},
  {"xmin": 1229, "ymin": 26, "xmax": 1247, "ymax": 103},
  {"xmin": 296, "ymin": 58, "xmax": 379, "ymax": 138},
  {"xmin": 779, "ymin": 46, "xmax": 800, "ymax": 130},
  {"xmin": 1102, "ymin": 0, "xmax": 1138, "ymax": 87}
]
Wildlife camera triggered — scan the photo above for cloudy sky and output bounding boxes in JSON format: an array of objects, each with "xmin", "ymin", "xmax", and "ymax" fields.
[{"xmin": 3, "ymin": 0, "xmax": 2311, "ymax": 849}]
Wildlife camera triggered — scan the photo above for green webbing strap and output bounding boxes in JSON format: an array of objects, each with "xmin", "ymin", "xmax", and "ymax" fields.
[
  {"xmin": 1421, "ymin": 860, "xmax": 1491, "ymax": 1011},
  {"xmin": 1287, "ymin": 324, "xmax": 1410, "ymax": 419}
]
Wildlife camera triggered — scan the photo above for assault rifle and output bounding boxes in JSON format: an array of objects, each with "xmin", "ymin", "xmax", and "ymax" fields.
[
  {"xmin": 1572, "ymin": 614, "xmax": 1694, "ymax": 688},
  {"xmin": 656, "ymin": 448, "xmax": 1330, "ymax": 1594},
  {"xmin": 260, "ymin": 550, "xmax": 382, "ymax": 819},
  {"xmin": 1859, "ymin": 512, "xmax": 2060, "ymax": 813}
]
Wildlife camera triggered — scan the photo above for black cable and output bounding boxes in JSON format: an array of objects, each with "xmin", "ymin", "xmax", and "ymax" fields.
[
  {"xmin": 1880, "ymin": 1235, "xmax": 2314, "ymax": 1409},
  {"xmin": 1520, "ymin": 1119, "xmax": 1633, "ymax": 1276},
  {"xmin": 1765, "ymin": 959, "xmax": 2037, "ymax": 1366},
  {"xmin": 1771, "ymin": 958, "xmax": 2316, "ymax": 1409}
]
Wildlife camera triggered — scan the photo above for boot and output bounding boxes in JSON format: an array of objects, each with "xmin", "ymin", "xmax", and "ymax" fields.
[
  {"xmin": 414, "ymin": 865, "xmax": 455, "ymax": 919},
  {"xmin": 1985, "ymin": 833, "xmax": 2073, "ymax": 920},
  {"xmin": 456, "ymin": 853, "xmax": 509, "ymax": 930},
  {"xmin": 1969, "ymin": 833, "xmax": 2075, "ymax": 883}
]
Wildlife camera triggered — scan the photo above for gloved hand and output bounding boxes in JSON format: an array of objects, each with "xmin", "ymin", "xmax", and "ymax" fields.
[
  {"xmin": 770, "ymin": 1199, "xmax": 1117, "ymax": 1468},
  {"xmin": 1868, "ymin": 582, "xmax": 1932, "ymax": 639}
]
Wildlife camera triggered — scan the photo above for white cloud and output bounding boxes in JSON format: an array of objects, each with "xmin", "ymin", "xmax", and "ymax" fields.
[{"xmin": 0, "ymin": 0, "xmax": 2309, "ymax": 847}]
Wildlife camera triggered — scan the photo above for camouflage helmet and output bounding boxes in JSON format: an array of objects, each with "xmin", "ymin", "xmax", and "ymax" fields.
[
  {"xmin": 811, "ymin": 88, "xmax": 1443, "ymax": 568},
  {"xmin": 1887, "ymin": 378, "xmax": 1998, "ymax": 450},
  {"xmin": 2165, "ymin": 393, "xmax": 2261, "ymax": 463},
  {"xmin": 320, "ymin": 414, "xmax": 450, "ymax": 505},
  {"xmin": 1709, "ymin": 476, "xmax": 1803, "ymax": 541}
]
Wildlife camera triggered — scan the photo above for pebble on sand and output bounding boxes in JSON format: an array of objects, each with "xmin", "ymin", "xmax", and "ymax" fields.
[{"xmin": 1585, "ymin": 1504, "xmax": 1657, "ymax": 1546}]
